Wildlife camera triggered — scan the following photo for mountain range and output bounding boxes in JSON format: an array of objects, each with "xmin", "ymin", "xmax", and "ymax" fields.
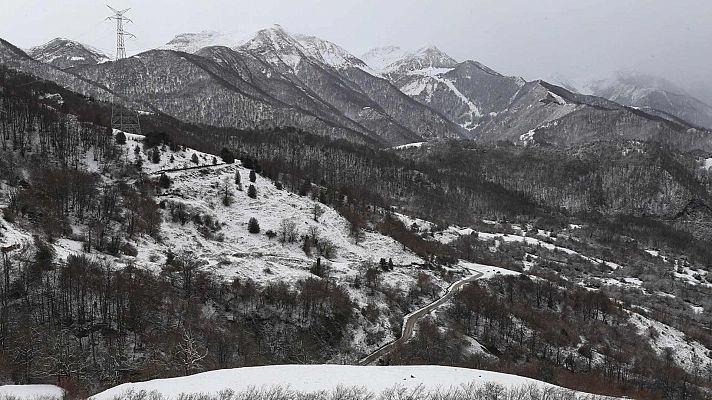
[{"xmin": 3, "ymin": 25, "xmax": 712, "ymax": 149}]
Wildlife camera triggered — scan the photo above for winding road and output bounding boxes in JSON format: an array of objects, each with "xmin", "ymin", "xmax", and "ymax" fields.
[{"xmin": 358, "ymin": 268, "xmax": 484, "ymax": 365}]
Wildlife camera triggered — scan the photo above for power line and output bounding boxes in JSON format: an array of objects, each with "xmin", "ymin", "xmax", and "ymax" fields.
[
  {"xmin": 105, "ymin": 6, "xmax": 135, "ymax": 61},
  {"xmin": 106, "ymin": 5, "xmax": 141, "ymax": 136}
]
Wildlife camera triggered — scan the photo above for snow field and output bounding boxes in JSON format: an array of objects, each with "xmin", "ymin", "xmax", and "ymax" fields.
[{"xmin": 90, "ymin": 365, "xmax": 617, "ymax": 400}]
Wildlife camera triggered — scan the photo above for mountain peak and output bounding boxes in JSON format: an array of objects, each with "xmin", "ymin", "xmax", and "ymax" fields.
[
  {"xmin": 380, "ymin": 45, "xmax": 457, "ymax": 76},
  {"xmin": 240, "ymin": 25, "xmax": 308, "ymax": 71},
  {"xmin": 294, "ymin": 34, "xmax": 368, "ymax": 70},
  {"xmin": 361, "ymin": 45, "xmax": 457, "ymax": 75},
  {"xmin": 410, "ymin": 46, "xmax": 457, "ymax": 67},
  {"xmin": 361, "ymin": 46, "xmax": 407, "ymax": 72},
  {"xmin": 27, "ymin": 37, "xmax": 109, "ymax": 68}
]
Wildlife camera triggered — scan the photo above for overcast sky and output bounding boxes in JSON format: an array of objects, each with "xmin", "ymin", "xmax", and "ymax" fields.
[{"xmin": 2, "ymin": 0, "xmax": 711, "ymax": 102}]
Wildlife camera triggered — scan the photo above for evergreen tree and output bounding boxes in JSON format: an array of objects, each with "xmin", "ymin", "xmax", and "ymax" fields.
[
  {"xmin": 191, "ymin": 153, "xmax": 199, "ymax": 164},
  {"xmin": 247, "ymin": 184, "xmax": 257, "ymax": 199},
  {"xmin": 249, "ymin": 170, "xmax": 257, "ymax": 183},
  {"xmin": 115, "ymin": 129, "xmax": 126, "ymax": 145},
  {"xmin": 159, "ymin": 173, "xmax": 172, "ymax": 189},
  {"xmin": 151, "ymin": 148, "xmax": 161, "ymax": 164},
  {"xmin": 248, "ymin": 217, "xmax": 260, "ymax": 234},
  {"xmin": 220, "ymin": 148, "xmax": 235, "ymax": 164},
  {"xmin": 312, "ymin": 204, "xmax": 324, "ymax": 222},
  {"xmin": 235, "ymin": 170, "xmax": 242, "ymax": 190},
  {"xmin": 302, "ymin": 235, "xmax": 312, "ymax": 256}
]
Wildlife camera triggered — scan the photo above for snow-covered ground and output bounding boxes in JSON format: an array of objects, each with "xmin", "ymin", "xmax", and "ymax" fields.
[
  {"xmin": 703, "ymin": 158, "xmax": 712, "ymax": 170},
  {"xmin": 391, "ymin": 141, "xmax": 426, "ymax": 150},
  {"xmin": 90, "ymin": 365, "xmax": 614, "ymax": 400},
  {"xmin": 396, "ymin": 215, "xmax": 624, "ymax": 271},
  {"xmin": 0, "ymin": 385, "xmax": 64, "ymax": 400},
  {"xmin": 461, "ymin": 261, "xmax": 520, "ymax": 279},
  {"xmin": 119, "ymin": 131, "xmax": 220, "ymax": 174}
]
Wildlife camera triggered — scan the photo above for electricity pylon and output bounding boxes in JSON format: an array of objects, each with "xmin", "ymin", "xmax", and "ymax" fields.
[{"xmin": 106, "ymin": 5, "xmax": 141, "ymax": 135}]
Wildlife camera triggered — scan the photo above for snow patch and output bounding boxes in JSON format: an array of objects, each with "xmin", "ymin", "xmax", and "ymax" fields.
[
  {"xmin": 0, "ymin": 385, "xmax": 64, "ymax": 400},
  {"xmin": 392, "ymin": 142, "xmax": 426, "ymax": 150}
]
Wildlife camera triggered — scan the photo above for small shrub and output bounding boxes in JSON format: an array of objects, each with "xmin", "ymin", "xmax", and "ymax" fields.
[
  {"xmin": 158, "ymin": 173, "xmax": 172, "ymax": 189},
  {"xmin": 316, "ymin": 238, "xmax": 337, "ymax": 259},
  {"xmin": 310, "ymin": 258, "xmax": 330, "ymax": 278},
  {"xmin": 248, "ymin": 217, "xmax": 260, "ymax": 234},
  {"xmin": 121, "ymin": 242, "xmax": 139, "ymax": 257},
  {"xmin": 115, "ymin": 130, "xmax": 126, "ymax": 145}
]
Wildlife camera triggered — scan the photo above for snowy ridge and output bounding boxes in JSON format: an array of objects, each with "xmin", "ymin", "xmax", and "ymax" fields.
[
  {"xmin": 295, "ymin": 33, "xmax": 372, "ymax": 72},
  {"xmin": 161, "ymin": 31, "xmax": 248, "ymax": 53},
  {"xmin": 90, "ymin": 365, "xmax": 619, "ymax": 400}
]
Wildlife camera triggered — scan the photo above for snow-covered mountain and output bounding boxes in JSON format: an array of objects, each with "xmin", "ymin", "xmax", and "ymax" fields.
[
  {"xmin": 8, "ymin": 29, "xmax": 712, "ymax": 150},
  {"xmin": 582, "ymin": 71, "xmax": 712, "ymax": 129},
  {"xmin": 27, "ymin": 37, "xmax": 109, "ymax": 69},
  {"xmin": 363, "ymin": 45, "xmax": 524, "ymax": 130}
]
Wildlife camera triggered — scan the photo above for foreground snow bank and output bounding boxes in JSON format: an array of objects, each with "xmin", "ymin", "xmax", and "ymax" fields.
[
  {"xmin": 91, "ymin": 365, "xmax": 614, "ymax": 400},
  {"xmin": 0, "ymin": 385, "xmax": 64, "ymax": 400}
]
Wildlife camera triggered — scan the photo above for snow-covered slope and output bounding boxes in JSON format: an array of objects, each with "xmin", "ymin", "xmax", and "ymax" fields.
[
  {"xmin": 59, "ymin": 137, "xmax": 422, "ymax": 287},
  {"xmin": 90, "ymin": 365, "xmax": 615, "ymax": 400},
  {"xmin": 44, "ymin": 136, "xmax": 469, "ymax": 356},
  {"xmin": 27, "ymin": 38, "xmax": 109, "ymax": 69}
]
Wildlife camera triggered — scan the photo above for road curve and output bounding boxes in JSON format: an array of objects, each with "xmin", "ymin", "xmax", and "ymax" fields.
[{"xmin": 358, "ymin": 269, "xmax": 484, "ymax": 366}]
